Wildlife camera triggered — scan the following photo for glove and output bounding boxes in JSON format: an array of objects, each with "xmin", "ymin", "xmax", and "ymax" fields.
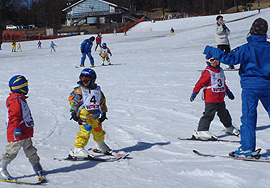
[
  {"xmin": 81, "ymin": 49, "xmax": 84, "ymax": 53},
  {"xmin": 84, "ymin": 125, "xmax": 92, "ymax": 131},
  {"xmin": 70, "ymin": 112, "xmax": 79, "ymax": 122},
  {"xmin": 14, "ymin": 127, "xmax": 22, "ymax": 137},
  {"xmin": 99, "ymin": 112, "xmax": 107, "ymax": 123},
  {"xmin": 99, "ymin": 54, "xmax": 102, "ymax": 57},
  {"xmin": 226, "ymin": 90, "xmax": 235, "ymax": 100},
  {"xmin": 80, "ymin": 120, "xmax": 92, "ymax": 131},
  {"xmin": 190, "ymin": 92, "xmax": 197, "ymax": 102},
  {"xmin": 110, "ymin": 53, "xmax": 112, "ymax": 56}
]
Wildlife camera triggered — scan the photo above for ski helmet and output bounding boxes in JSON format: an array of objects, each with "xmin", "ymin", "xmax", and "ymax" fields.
[
  {"xmin": 102, "ymin": 43, "xmax": 107, "ymax": 47},
  {"xmin": 79, "ymin": 68, "xmax": 96, "ymax": 87},
  {"xmin": 9, "ymin": 75, "xmax": 28, "ymax": 95}
]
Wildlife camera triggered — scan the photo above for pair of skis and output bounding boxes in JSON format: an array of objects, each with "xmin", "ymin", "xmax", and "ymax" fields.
[
  {"xmin": 193, "ymin": 149, "xmax": 270, "ymax": 163},
  {"xmin": 178, "ymin": 137, "xmax": 270, "ymax": 163},
  {"xmin": 178, "ymin": 136, "xmax": 240, "ymax": 143},
  {"xmin": 54, "ymin": 150, "xmax": 130, "ymax": 162},
  {"xmin": 0, "ymin": 176, "xmax": 47, "ymax": 185}
]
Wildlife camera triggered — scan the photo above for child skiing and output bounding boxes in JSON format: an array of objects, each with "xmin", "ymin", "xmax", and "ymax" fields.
[
  {"xmin": 50, "ymin": 41, "xmax": 57, "ymax": 53},
  {"xmin": 12, "ymin": 41, "xmax": 16, "ymax": 52},
  {"xmin": 170, "ymin": 27, "xmax": 175, "ymax": 36},
  {"xmin": 189, "ymin": 55, "xmax": 239, "ymax": 140},
  {"xmin": 95, "ymin": 33, "xmax": 102, "ymax": 51},
  {"xmin": 68, "ymin": 68, "xmax": 111, "ymax": 159},
  {"xmin": 37, "ymin": 41, "xmax": 42, "ymax": 49},
  {"xmin": 99, "ymin": 43, "xmax": 112, "ymax": 66},
  {"xmin": 17, "ymin": 43, "xmax": 22, "ymax": 51},
  {"xmin": 0, "ymin": 75, "xmax": 45, "ymax": 182}
]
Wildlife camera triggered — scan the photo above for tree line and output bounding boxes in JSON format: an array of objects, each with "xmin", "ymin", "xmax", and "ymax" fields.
[
  {"xmin": 0, "ymin": 0, "xmax": 67, "ymax": 30},
  {"xmin": 111, "ymin": 0, "xmax": 256, "ymax": 15},
  {"xmin": 0, "ymin": 0, "xmax": 255, "ymax": 30}
]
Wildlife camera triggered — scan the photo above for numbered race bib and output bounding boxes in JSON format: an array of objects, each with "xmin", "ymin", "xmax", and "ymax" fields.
[
  {"xmin": 81, "ymin": 86, "xmax": 101, "ymax": 111},
  {"xmin": 6, "ymin": 97, "xmax": 34, "ymax": 128},
  {"xmin": 19, "ymin": 98, "xmax": 34, "ymax": 127},
  {"xmin": 101, "ymin": 48, "xmax": 108, "ymax": 56},
  {"xmin": 204, "ymin": 68, "xmax": 225, "ymax": 93}
]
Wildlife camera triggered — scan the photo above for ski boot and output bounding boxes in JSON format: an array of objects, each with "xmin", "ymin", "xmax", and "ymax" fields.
[
  {"xmin": 192, "ymin": 130, "xmax": 218, "ymax": 141},
  {"xmin": 0, "ymin": 161, "xmax": 13, "ymax": 180},
  {"xmin": 33, "ymin": 162, "xmax": 46, "ymax": 183},
  {"xmin": 225, "ymin": 125, "xmax": 240, "ymax": 136},
  {"xmin": 94, "ymin": 141, "xmax": 112, "ymax": 155},
  {"xmin": 69, "ymin": 148, "xmax": 94, "ymax": 160},
  {"xmin": 229, "ymin": 148, "xmax": 261, "ymax": 159}
]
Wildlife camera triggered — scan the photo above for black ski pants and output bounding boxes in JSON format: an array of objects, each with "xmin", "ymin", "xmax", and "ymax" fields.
[{"xmin": 197, "ymin": 102, "xmax": 232, "ymax": 131}]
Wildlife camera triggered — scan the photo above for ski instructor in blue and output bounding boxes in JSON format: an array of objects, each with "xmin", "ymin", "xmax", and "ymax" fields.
[
  {"xmin": 80, "ymin": 36, "xmax": 95, "ymax": 67},
  {"xmin": 203, "ymin": 18, "xmax": 270, "ymax": 158}
]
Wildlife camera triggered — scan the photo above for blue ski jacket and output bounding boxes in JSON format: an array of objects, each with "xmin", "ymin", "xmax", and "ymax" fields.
[
  {"xmin": 81, "ymin": 38, "xmax": 93, "ymax": 53},
  {"xmin": 204, "ymin": 35, "xmax": 270, "ymax": 89}
]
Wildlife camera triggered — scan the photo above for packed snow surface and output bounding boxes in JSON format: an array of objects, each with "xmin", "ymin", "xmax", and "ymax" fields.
[{"xmin": 0, "ymin": 8, "xmax": 270, "ymax": 188}]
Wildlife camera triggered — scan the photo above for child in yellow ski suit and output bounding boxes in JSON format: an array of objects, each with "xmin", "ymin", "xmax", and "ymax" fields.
[{"xmin": 68, "ymin": 68, "xmax": 111, "ymax": 158}]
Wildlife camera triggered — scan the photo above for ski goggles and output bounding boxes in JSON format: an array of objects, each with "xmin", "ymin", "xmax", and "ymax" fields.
[
  {"xmin": 81, "ymin": 76, "xmax": 91, "ymax": 83},
  {"xmin": 206, "ymin": 58, "xmax": 219, "ymax": 64}
]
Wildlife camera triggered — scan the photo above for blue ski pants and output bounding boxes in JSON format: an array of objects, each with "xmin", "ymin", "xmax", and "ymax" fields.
[
  {"xmin": 240, "ymin": 88, "xmax": 270, "ymax": 151},
  {"xmin": 81, "ymin": 52, "xmax": 94, "ymax": 66}
]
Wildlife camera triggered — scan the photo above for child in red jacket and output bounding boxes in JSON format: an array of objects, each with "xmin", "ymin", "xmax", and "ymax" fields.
[
  {"xmin": 0, "ymin": 75, "xmax": 45, "ymax": 182},
  {"xmin": 95, "ymin": 33, "xmax": 102, "ymax": 51},
  {"xmin": 190, "ymin": 55, "xmax": 239, "ymax": 140}
]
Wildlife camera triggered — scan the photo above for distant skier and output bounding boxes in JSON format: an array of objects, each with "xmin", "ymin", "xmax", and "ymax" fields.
[
  {"xmin": 68, "ymin": 68, "xmax": 111, "ymax": 159},
  {"xmin": 12, "ymin": 41, "xmax": 16, "ymax": 52},
  {"xmin": 0, "ymin": 75, "xmax": 45, "ymax": 182},
  {"xmin": 113, "ymin": 28, "xmax": 117, "ymax": 35},
  {"xmin": 50, "ymin": 41, "xmax": 57, "ymax": 53},
  {"xmin": 95, "ymin": 33, "xmax": 102, "ymax": 51},
  {"xmin": 99, "ymin": 43, "xmax": 112, "ymax": 66},
  {"xmin": 17, "ymin": 43, "xmax": 22, "ymax": 51},
  {"xmin": 80, "ymin": 36, "xmax": 95, "ymax": 67},
  {"xmin": 190, "ymin": 55, "xmax": 239, "ymax": 140},
  {"xmin": 37, "ymin": 41, "xmax": 42, "ymax": 49},
  {"xmin": 0, "ymin": 39, "xmax": 2, "ymax": 50},
  {"xmin": 124, "ymin": 29, "xmax": 127, "ymax": 36},
  {"xmin": 170, "ymin": 27, "xmax": 175, "ymax": 36}
]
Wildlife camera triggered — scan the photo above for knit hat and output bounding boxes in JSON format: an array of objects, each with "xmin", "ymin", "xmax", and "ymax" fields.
[{"xmin": 250, "ymin": 18, "xmax": 268, "ymax": 35}]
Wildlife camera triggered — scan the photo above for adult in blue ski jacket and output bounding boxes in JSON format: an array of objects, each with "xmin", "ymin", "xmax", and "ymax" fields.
[
  {"xmin": 203, "ymin": 18, "xmax": 270, "ymax": 156},
  {"xmin": 80, "ymin": 36, "xmax": 95, "ymax": 67}
]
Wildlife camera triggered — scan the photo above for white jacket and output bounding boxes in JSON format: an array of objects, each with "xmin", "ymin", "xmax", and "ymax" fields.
[{"xmin": 214, "ymin": 22, "xmax": 230, "ymax": 45}]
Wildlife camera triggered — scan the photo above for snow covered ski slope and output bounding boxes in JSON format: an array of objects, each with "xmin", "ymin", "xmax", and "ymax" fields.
[{"xmin": 0, "ymin": 8, "xmax": 270, "ymax": 188}]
